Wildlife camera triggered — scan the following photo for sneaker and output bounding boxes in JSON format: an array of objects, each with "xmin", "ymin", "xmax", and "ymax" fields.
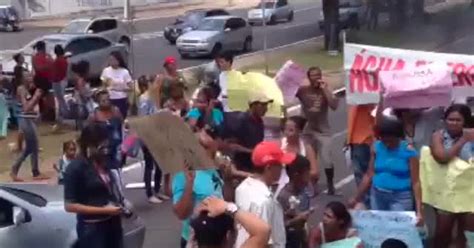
[
  {"xmin": 148, "ymin": 196, "xmax": 163, "ymax": 204},
  {"xmin": 156, "ymin": 193, "xmax": 170, "ymax": 201}
]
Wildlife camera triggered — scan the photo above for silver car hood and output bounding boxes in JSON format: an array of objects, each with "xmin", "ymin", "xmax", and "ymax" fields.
[{"xmin": 179, "ymin": 30, "xmax": 219, "ymax": 41}]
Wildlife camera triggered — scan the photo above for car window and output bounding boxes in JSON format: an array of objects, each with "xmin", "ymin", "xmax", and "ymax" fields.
[
  {"xmin": 1, "ymin": 187, "xmax": 47, "ymax": 207},
  {"xmin": 256, "ymin": 2, "xmax": 275, "ymax": 9},
  {"xmin": 65, "ymin": 37, "xmax": 111, "ymax": 55},
  {"xmin": 0, "ymin": 198, "xmax": 14, "ymax": 228},
  {"xmin": 184, "ymin": 12, "xmax": 205, "ymax": 25},
  {"xmin": 276, "ymin": 0, "xmax": 288, "ymax": 7},
  {"xmin": 227, "ymin": 18, "xmax": 245, "ymax": 30},
  {"xmin": 61, "ymin": 21, "xmax": 90, "ymax": 33},
  {"xmin": 197, "ymin": 19, "xmax": 226, "ymax": 31},
  {"xmin": 102, "ymin": 19, "xmax": 118, "ymax": 31},
  {"xmin": 206, "ymin": 10, "xmax": 229, "ymax": 17},
  {"xmin": 89, "ymin": 20, "xmax": 106, "ymax": 33}
]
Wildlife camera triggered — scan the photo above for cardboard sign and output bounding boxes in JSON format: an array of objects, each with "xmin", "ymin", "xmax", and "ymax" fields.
[
  {"xmin": 321, "ymin": 237, "xmax": 362, "ymax": 248},
  {"xmin": 344, "ymin": 43, "xmax": 474, "ymax": 105},
  {"xmin": 129, "ymin": 111, "xmax": 215, "ymax": 174},
  {"xmin": 275, "ymin": 60, "xmax": 306, "ymax": 104},
  {"xmin": 351, "ymin": 210, "xmax": 423, "ymax": 248}
]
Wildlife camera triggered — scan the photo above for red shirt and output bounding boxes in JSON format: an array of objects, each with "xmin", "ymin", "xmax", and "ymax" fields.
[
  {"xmin": 32, "ymin": 52, "xmax": 53, "ymax": 80},
  {"xmin": 52, "ymin": 56, "xmax": 68, "ymax": 82}
]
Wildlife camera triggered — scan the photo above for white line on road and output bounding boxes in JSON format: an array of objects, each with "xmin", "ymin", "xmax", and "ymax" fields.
[
  {"xmin": 133, "ymin": 31, "xmax": 164, "ymax": 41},
  {"xmin": 322, "ymin": 175, "xmax": 355, "ymax": 194}
]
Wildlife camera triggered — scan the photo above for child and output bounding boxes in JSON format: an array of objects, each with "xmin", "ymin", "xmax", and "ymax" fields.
[
  {"xmin": 53, "ymin": 140, "xmax": 77, "ymax": 184},
  {"xmin": 276, "ymin": 154, "xmax": 314, "ymax": 248},
  {"xmin": 163, "ymin": 82, "xmax": 188, "ymax": 117}
]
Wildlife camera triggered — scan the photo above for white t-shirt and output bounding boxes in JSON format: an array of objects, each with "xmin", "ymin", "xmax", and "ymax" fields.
[
  {"xmin": 100, "ymin": 66, "xmax": 132, "ymax": 100},
  {"xmin": 218, "ymin": 71, "xmax": 230, "ymax": 112},
  {"xmin": 235, "ymin": 177, "xmax": 286, "ymax": 248}
]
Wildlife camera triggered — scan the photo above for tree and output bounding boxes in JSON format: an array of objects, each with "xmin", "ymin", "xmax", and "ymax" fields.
[{"xmin": 322, "ymin": 0, "xmax": 340, "ymax": 51}]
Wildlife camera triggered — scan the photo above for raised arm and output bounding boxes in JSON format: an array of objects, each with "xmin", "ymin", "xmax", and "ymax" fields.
[{"xmin": 430, "ymin": 130, "xmax": 471, "ymax": 164}]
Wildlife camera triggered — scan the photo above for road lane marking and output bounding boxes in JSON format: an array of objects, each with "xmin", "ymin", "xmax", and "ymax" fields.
[
  {"xmin": 322, "ymin": 175, "xmax": 355, "ymax": 194},
  {"xmin": 133, "ymin": 31, "xmax": 164, "ymax": 41}
]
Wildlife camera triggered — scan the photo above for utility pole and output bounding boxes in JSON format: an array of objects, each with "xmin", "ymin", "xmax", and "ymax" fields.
[
  {"xmin": 124, "ymin": 0, "xmax": 131, "ymax": 20},
  {"xmin": 261, "ymin": 0, "xmax": 269, "ymax": 75}
]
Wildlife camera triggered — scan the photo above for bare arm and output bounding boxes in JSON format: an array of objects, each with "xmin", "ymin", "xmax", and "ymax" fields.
[
  {"xmin": 239, "ymin": 210, "xmax": 271, "ymax": 248},
  {"xmin": 19, "ymin": 87, "xmax": 42, "ymax": 112},
  {"xmin": 409, "ymin": 156, "xmax": 423, "ymax": 216},
  {"xmin": 65, "ymin": 203, "xmax": 120, "ymax": 216},
  {"xmin": 430, "ymin": 131, "xmax": 468, "ymax": 164},
  {"xmin": 323, "ymin": 86, "xmax": 339, "ymax": 110},
  {"xmin": 173, "ymin": 170, "xmax": 195, "ymax": 220},
  {"xmin": 353, "ymin": 145, "xmax": 375, "ymax": 203}
]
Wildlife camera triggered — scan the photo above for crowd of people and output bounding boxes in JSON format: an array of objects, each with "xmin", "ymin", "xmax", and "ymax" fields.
[{"xmin": 0, "ymin": 39, "xmax": 473, "ymax": 248}]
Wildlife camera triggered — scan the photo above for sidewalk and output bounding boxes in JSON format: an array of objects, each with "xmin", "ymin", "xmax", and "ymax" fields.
[{"xmin": 22, "ymin": 0, "xmax": 260, "ymax": 28}]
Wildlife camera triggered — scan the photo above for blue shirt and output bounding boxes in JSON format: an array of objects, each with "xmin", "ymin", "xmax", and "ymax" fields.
[
  {"xmin": 186, "ymin": 107, "xmax": 224, "ymax": 127},
  {"xmin": 373, "ymin": 140, "xmax": 418, "ymax": 191},
  {"xmin": 172, "ymin": 169, "xmax": 223, "ymax": 241}
]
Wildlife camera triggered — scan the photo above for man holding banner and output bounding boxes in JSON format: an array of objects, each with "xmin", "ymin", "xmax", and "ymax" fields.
[{"xmin": 296, "ymin": 67, "xmax": 339, "ymax": 195}]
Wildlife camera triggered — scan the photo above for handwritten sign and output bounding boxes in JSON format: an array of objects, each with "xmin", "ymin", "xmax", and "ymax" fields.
[
  {"xmin": 129, "ymin": 111, "xmax": 214, "ymax": 174},
  {"xmin": 419, "ymin": 147, "xmax": 474, "ymax": 213},
  {"xmin": 274, "ymin": 60, "xmax": 306, "ymax": 104},
  {"xmin": 322, "ymin": 237, "xmax": 361, "ymax": 248},
  {"xmin": 466, "ymin": 231, "xmax": 474, "ymax": 248},
  {"xmin": 351, "ymin": 210, "xmax": 423, "ymax": 248},
  {"xmin": 344, "ymin": 43, "xmax": 474, "ymax": 105}
]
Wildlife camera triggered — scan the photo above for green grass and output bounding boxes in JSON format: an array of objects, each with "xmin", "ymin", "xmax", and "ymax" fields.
[{"xmin": 241, "ymin": 44, "xmax": 343, "ymax": 76}]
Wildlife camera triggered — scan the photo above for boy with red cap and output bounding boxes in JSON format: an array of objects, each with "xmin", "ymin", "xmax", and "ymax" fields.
[
  {"xmin": 235, "ymin": 141, "xmax": 296, "ymax": 248},
  {"xmin": 158, "ymin": 56, "xmax": 188, "ymax": 109}
]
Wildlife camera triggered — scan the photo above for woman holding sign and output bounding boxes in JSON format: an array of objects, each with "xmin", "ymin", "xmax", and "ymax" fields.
[
  {"xmin": 429, "ymin": 104, "xmax": 474, "ymax": 248},
  {"xmin": 348, "ymin": 118, "xmax": 423, "ymax": 224}
]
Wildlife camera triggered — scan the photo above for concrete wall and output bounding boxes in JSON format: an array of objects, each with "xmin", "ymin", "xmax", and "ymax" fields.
[{"xmin": 5, "ymin": 0, "xmax": 201, "ymax": 19}]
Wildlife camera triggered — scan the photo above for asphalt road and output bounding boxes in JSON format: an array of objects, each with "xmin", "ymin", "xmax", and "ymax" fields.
[{"xmin": 0, "ymin": 0, "xmax": 321, "ymax": 76}]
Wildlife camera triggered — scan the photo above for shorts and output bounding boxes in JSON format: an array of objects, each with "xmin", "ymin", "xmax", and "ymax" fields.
[{"xmin": 303, "ymin": 130, "xmax": 333, "ymax": 169}]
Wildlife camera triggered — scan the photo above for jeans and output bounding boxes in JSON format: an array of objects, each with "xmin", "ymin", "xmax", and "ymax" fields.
[
  {"xmin": 76, "ymin": 216, "xmax": 123, "ymax": 248},
  {"xmin": 370, "ymin": 186, "xmax": 414, "ymax": 211},
  {"xmin": 11, "ymin": 118, "xmax": 39, "ymax": 177},
  {"xmin": 351, "ymin": 144, "xmax": 371, "ymax": 207},
  {"xmin": 52, "ymin": 80, "xmax": 67, "ymax": 123},
  {"xmin": 143, "ymin": 146, "xmax": 162, "ymax": 198},
  {"xmin": 110, "ymin": 98, "xmax": 129, "ymax": 119}
]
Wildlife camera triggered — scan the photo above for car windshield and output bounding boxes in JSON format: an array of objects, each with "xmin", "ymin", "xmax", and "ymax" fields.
[
  {"xmin": 23, "ymin": 38, "xmax": 67, "ymax": 55},
  {"xmin": 182, "ymin": 12, "xmax": 204, "ymax": 25},
  {"xmin": 197, "ymin": 19, "xmax": 225, "ymax": 31},
  {"xmin": 61, "ymin": 21, "xmax": 90, "ymax": 33},
  {"xmin": 255, "ymin": 2, "xmax": 275, "ymax": 9},
  {"xmin": 0, "ymin": 187, "xmax": 47, "ymax": 207}
]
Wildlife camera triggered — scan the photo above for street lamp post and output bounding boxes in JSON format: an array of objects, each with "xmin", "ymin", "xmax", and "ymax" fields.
[
  {"xmin": 124, "ymin": 0, "xmax": 137, "ymax": 115},
  {"xmin": 261, "ymin": 0, "xmax": 269, "ymax": 75}
]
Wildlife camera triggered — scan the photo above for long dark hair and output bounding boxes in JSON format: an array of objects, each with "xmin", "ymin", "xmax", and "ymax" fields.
[
  {"xmin": 110, "ymin": 51, "xmax": 128, "ymax": 70},
  {"xmin": 326, "ymin": 201, "xmax": 352, "ymax": 229},
  {"xmin": 444, "ymin": 104, "xmax": 472, "ymax": 128},
  {"xmin": 77, "ymin": 123, "xmax": 108, "ymax": 159}
]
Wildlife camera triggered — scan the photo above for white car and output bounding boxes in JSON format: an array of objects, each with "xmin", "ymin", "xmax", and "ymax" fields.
[
  {"xmin": 176, "ymin": 16, "xmax": 253, "ymax": 58},
  {"xmin": 247, "ymin": 0, "xmax": 294, "ymax": 25},
  {"xmin": 60, "ymin": 17, "xmax": 131, "ymax": 47}
]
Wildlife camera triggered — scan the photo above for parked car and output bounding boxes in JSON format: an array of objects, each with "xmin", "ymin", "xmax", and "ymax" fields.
[
  {"xmin": 0, "ymin": 5, "xmax": 21, "ymax": 32},
  {"xmin": 176, "ymin": 16, "xmax": 253, "ymax": 58},
  {"xmin": 318, "ymin": 0, "xmax": 366, "ymax": 30},
  {"xmin": 164, "ymin": 8, "xmax": 230, "ymax": 44},
  {"xmin": 60, "ymin": 17, "xmax": 131, "ymax": 47},
  {"xmin": 0, "ymin": 34, "xmax": 129, "ymax": 87},
  {"xmin": 247, "ymin": 0, "xmax": 294, "ymax": 25},
  {"xmin": 0, "ymin": 184, "xmax": 145, "ymax": 248}
]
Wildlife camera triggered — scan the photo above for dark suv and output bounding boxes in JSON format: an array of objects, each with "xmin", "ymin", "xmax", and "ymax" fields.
[
  {"xmin": 164, "ymin": 8, "xmax": 229, "ymax": 44},
  {"xmin": 0, "ymin": 6, "xmax": 20, "ymax": 32}
]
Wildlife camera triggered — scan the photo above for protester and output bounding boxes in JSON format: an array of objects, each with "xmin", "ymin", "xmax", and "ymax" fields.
[
  {"xmin": 32, "ymin": 40, "xmax": 55, "ymax": 122},
  {"xmin": 137, "ymin": 76, "xmax": 169, "ymax": 204},
  {"xmin": 64, "ymin": 123, "xmax": 125, "ymax": 248},
  {"xmin": 51, "ymin": 45, "xmax": 68, "ymax": 130},
  {"xmin": 215, "ymin": 52, "xmax": 234, "ymax": 112},
  {"xmin": 159, "ymin": 56, "xmax": 187, "ymax": 108},
  {"xmin": 71, "ymin": 60, "xmax": 93, "ymax": 128},
  {"xmin": 278, "ymin": 116, "xmax": 319, "ymax": 197},
  {"xmin": 308, "ymin": 201, "xmax": 357, "ymax": 247},
  {"xmin": 348, "ymin": 118, "xmax": 423, "ymax": 224},
  {"xmin": 277, "ymin": 154, "xmax": 314, "ymax": 248},
  {"xmin": 347, "ymin": 104, "xmax": 376, "ymax": 208},
  {"xmin": 53, "ymin": 140, "xmax": 77, "ymax": 185},
  {"xmin": 172, "ymin": 131, "xmax": 225, "ymax": 248},
  {"xmin": 163, "ymin": 81, "xmax": 189, "ymax": 117},
  {"xmin": 10, "ymin": 75, "xmax": 49, "ymax": 182},
  {"xmin": 428, "ymin": 104, "xmax": 474, "ymax": 248},
  {"xmin": 9, "ymin": 53, "xmax": 27, "ymax": 151},
  {"xmin": 186, "ymin": 86, "xmax": 224, "ymax": 132},
  {"xmin": 190, "ymin": 196, "xmax": 270, "ymax": 248},
  {"xmin": 296, "ymin": 66, "xmax": 339, "ymax": 195},
  {"xmin": 224, "ymin": 92, "xmax": 272, "ymax": 173},
  {"xmin": 101, "ymin": 51, "xmax": 132, "ymax": 118},
  {"xmin": 235, "ymin": 141, "xmax": 296, "ymax": 248}
]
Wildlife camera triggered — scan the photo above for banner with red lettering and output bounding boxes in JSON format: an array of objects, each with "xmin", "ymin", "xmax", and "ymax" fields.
[{"xmin": 344, "ymin": 43, "xmax": 474, "ymax": 105}]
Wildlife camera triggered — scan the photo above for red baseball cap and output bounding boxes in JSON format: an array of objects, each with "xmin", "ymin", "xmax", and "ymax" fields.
[
  {"xmin": 163, "ymin": 56, "xmax": 177, "ymax": 66},
  {"xmin": 252, "ymin": 141, "xmax": 296, "ymax": 167}
]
